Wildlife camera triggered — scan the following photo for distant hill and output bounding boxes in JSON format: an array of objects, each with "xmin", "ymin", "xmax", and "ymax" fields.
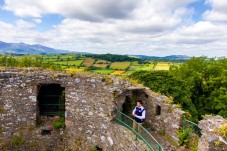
[
  {"xmin": 0, "ymin": 41, "xmax": 190, "ymax": 61},
  {"xmin": 131, "ymin": 55, "xmax": 191, "ymax": 61},
  {"xmin": 0, "ymin": 41, "xmax": 72, "ymax": 54}
]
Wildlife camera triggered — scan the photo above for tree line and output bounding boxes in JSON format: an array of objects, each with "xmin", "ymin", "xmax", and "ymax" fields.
[
  {"xmin": 131, "ymin": 57, "xmax": 227, "ymax": 122},
  {"xmin": 84, "ymin": 53, "xmax": 140, "ymax": 62},
  {"xmin": 0, "ymin": 55, "xmax": 61, "ymax": 70}
]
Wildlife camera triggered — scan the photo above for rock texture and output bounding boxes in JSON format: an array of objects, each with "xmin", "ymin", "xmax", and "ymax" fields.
[
  {"xmin": 0, "ymin": 67, "xmax": 188, "ymax": 150},
  {"xmin": 115, "ymin": 88, "xmax": 185, "ymax": 144},
  {"xmin": 198, "ymin": 115, "xmax": 227, "ymax": 151}
]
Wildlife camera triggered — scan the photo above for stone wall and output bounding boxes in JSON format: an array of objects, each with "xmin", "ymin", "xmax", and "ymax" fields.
[
  {"xmin": 0, "ymin": 67, "xmax": 185, "ymax": 150},
  {"xmin": 0, "ymin": 68, "xmax": 149, "ymax": 150},
  {"xmin": 114, "ymin": 87, "xmax": 185, "ymax": 145},
  {"xmin": 198, "ymin": 115, "xmax": 227, "ymax": 151}
]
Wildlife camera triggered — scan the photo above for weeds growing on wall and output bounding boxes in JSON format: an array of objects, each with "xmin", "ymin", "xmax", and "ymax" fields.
[
  {"xmin": 177, "ymin": 127, "xmax": 199, "ymax": 150},
  {"xmin": 51, "ymin": 116, "xmax": 65, "ymax": 130}
]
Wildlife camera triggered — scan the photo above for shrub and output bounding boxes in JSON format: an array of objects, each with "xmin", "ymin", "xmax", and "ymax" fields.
[
  {"xmin": 177, "ymin": 127, "xmax": 200, "ymax": 150},
  {"xmin": 177, "ymin": 127, "xmax": 192, "ymax": 146},
  {"xmin": 51, "ymin": 116, "xmax": 65, "ymax": 130}
]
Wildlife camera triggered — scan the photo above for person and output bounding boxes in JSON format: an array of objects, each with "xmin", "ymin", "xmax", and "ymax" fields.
[{"xmin": 132, "ymin": 100, "xmax": 146, "ymax": 134}]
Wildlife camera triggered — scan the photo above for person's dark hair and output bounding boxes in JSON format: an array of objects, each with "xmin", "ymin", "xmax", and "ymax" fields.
[{"xmin": 137, "ymin": 100, "xmax": 143, "ymax": 104}]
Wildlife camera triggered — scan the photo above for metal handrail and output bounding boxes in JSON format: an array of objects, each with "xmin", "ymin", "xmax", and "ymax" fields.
[
  {"xmin": 183, "ymin": 116, "xmax": 202, "ymax": 137},
  {"xmin": 115, "ymin": 110, "xmax": 163, "ymax": 151}
]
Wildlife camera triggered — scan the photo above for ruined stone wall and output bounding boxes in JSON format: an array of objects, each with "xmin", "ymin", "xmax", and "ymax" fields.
[
  {"xmin": 114, "ymin": 87, "xmax": 185, "ymax": 145},
  {"xmin": 139, "ymin": 89, "xmax": 185, "ymax": 144},
  {"xmin": 0, "ymin": 67, "xmax": 187, "ymax": 150},
  {"xmin": 0, "ymin": 68, "xmax": 150, "ymax": 150},
  {"xmin": 198, "ymin": 115, "xmax": 227, "ymax": 151}
]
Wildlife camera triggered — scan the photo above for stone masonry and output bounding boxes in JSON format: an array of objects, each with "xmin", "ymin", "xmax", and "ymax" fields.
[
  {"xmin": 198, "ymin": 115, "xmax": 227, "ymax": 151},
  {"xmin": 1, "ymin": 67, "xmax": 226, "ymax": 150},
  {"xmin": 0, "ymin": 67, "xmax": 185, "ymax": 150}
]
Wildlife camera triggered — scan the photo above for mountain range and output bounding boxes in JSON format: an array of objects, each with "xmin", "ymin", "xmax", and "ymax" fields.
[
  {"xmin": 0, "ymin": 41, "xmax": 190, "ymax": 60},
  {"xmin": 0, "ymin": 41, "xmax": 70, "ymax": 54},
  {"xmin": 131, "ymin": 55, "xmax": 191, "ymax": 60}
]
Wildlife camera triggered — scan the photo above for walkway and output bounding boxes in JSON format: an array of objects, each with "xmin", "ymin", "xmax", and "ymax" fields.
[{"xmin": 115, "ymin": 110, "xmax": 179, "ymax": 151}]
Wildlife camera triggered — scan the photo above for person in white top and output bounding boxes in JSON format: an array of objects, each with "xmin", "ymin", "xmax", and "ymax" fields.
[{"xmin": 132, "ymin": 100, "xmax": 146, "ymax": 134}]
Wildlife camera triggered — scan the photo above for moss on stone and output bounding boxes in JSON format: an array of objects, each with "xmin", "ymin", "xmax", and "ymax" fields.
[
  {"xmin": 0, "ymin": 128, "xmax": 4, "ymax": 134},
  {"xmin": 0, "ymin": 107, "xmax": 4, "ymax": 113},
  {"xmin": 27, "ymin": 141, "xmax": 37, "ymax": 147},
  {"xmin": 103, "ymin": 76, "xmax": 113, "ymax": 85},
  {"xmin": 11, "ymin": 136, "xmax": 25, "ymax": 146},
  {"xmin": 75, "ymin": 140, "xmax": 81, "ymax": 146},
  {"xmin": 163, "ymin": 96, "xmax": 174, "ymax": 104},
  {"xmin": 164, "ymin": 134, "xmax": 178, "ymax": 147}
]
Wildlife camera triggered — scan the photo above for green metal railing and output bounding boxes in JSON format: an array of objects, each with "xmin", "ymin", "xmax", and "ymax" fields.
[
  {"xmin": 183, "ymin": 116, "xmax": 202, "ymax": 137},
  {"xmin": 115, "ymin": 110, "xmax": 163, "ymax": 151}
]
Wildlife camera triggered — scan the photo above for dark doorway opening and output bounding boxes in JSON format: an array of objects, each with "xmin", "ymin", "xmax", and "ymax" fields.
[
  {"xmin": 122, "ymin": 91, "xmax": 138, "ymax": 117},
  {"xmin": 156, "ymin": 105, "xmax": 161, "ymax": 116},
  {"xmin": 37, "ymin": 84, "xmax": 65, "ymax": 116}
]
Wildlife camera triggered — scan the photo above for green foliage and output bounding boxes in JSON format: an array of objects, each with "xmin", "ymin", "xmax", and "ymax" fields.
[
  {"xmin": 0, "ymin": 55, "xmax": 62, "ymax": 70},
  {"xmin": 92, "ymin": 69, "xmax": 115, "ymax": 74},
  {"xmin": 131, "ymin": 57, "xmax": 227, "ymax": 122},
  {"xmin": 87, "ymin": 66, "xmax": 102, "ymax": 70},
  {"xmin": 131, "ymin": 70, "xmax": 198, "ymax": 122},
  {"xmin": 51, "ymin": 116, "xmax": 65, "ymax": 130},
  {"xmin": 189, "ymin": 136, "xmax": 199, "ymax": 151},
  {"xmin": 11, "ymin": 136, "xmax": 25, "ymax": 146},
  {"xmin": 177, "ymin": 127, "xmax": 192, "ymax": 146},
  {"xmin": 85, "ymin": 53, "xmax": 139, "ymax": 62}
]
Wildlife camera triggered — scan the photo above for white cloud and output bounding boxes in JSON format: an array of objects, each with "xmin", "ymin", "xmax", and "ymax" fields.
[
  {"xmin": 3, "ymin": 0, "xmax": 139, "ymax": 21},
  {"xmin": 0, "ymin": 0, "xmax": 227, "ymax": 57},
  {"xmin": 33, "ymin": 19, "xmax": 42, "ymax": 24},
  {"xmin": 16, "ymin": 19, "xmax": 36, "ymax": 29},
  {"xmin": 204, "ymin": 0, "xmax": 227, "ymax": 22}
]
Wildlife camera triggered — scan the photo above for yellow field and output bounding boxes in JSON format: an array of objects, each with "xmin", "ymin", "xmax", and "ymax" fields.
[
  {"xmin": 95, "ymin": 59, "xmax": 109, "ymax": 64},
  {"xmin": 154, "ymin": 62, "xmax": 170, "ymax": 70},
  {"xmin": 111, "ymin": 70, "xmax": 125, "ymax": 75},
  {"xmin": 92, "ymin": 64, "xmax": 107, "ymax": 68},
  {"xmin": 110, "ymin": 62, "xmax": 131, "ymax": 70},
  {"xmin": 82, "ymin": 58, "xmax": 95, "ymax": 67},
  {"xmin": 65, "ymin": 68, "xmax": 85, "ymax": 74}
]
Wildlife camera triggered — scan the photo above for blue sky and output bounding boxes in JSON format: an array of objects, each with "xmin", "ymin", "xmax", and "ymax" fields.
[
  {"xmin": 188, "ymin": 0, "xmax": 211, "ymax": 21},
  {"xmin": 0, "ymin": 0, "xmax": 227, "ymax": 57}
]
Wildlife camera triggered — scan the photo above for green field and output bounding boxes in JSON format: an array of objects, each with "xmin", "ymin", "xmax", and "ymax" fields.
[
  {"xmin": 53, "ymin": 60, "xmax": 84, "ymax": 66},
  {"xmin": 40, "ymin": 54, "xmax": 173, "ymax": 73},
  {"xmin": 131, "ymin": 61, "xmax": 140, "ymax": 66},
  {"xmin": 3, "ymin": 54, "xmax": 178, "ymax": 75},
  {"xmin": 110, "ymin": 62, "xmax": 131, "ymax": 70},
  {"xmin": 128, "ymin": 64, "xmax": 154, "ymax": 71},
  {"xmin": 92, "ymin": 69, "xmax": 115, "ymax": 74}
]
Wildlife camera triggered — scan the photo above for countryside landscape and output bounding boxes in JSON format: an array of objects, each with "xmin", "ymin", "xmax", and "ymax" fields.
[
  {"xmin": 0, "ymin": 54, "xmax": 174, "ymax": 75},
  {"xmin": 0, "ymin": 0, "xmax": 227, "ymax": 151}
]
